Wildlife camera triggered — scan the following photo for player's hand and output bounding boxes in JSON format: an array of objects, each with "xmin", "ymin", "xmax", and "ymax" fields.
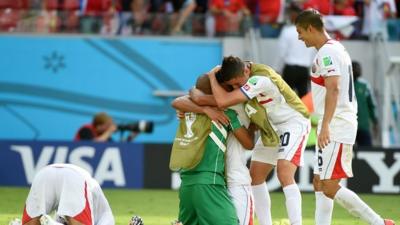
[
  {"xmin": 176, "ymin": 110, "xmax": 185, "ymax": 119},
  {"xmin": 318, "ymin": 125, "xmax": 330, "ymax": 149},
  {"xmin": 203, "ymin": 106, "xmax": 229, "ymax": 127}
]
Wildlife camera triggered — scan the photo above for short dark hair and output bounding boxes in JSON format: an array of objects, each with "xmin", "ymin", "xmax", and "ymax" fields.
[
  {"xmin": 218, "ymin": 56, "xmax": 245, "ymax": 83},
  {"xmin": 295, "ymin": 8, "xmax": 324, "ymax": 32},
  {"xmin": 352, "ymin": 61, "xmax": 361, "ymax": 80},
  {"xmin": 195, "ymin": 74, "xmax": 212, "ymax": 94}
]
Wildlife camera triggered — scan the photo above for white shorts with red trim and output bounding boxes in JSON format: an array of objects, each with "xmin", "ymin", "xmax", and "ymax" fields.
[
  {"xmin": 228, "ymin": 185, "xmax": 254, "ymax": 225},
  {"xmin": 313, "ymin": 142, "xmax": 354, "ymax": 180},
  {"xmin": 22, "ymin": 166, "xmax": 94, "ymax": 225},
  {"xmin": 251, "ymin": 118, "xmax": 310, "ymax": 166}
]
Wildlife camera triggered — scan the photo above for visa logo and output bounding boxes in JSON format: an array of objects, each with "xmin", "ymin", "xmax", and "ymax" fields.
[{"xmin": 10, "ymin": 145, "xmax": 126, "ymax": 186}]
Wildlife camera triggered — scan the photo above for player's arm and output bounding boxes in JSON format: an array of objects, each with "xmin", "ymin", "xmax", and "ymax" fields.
[
  {"xmin": 233, "ymin": 123, "xmax": 258, "ymax": 150},
  {"xmin": 189, "ymin": 87, "xmax": 218, "ymax": 106},
  {"xmin": 172, "ymin": 95, "xmax": 205, "ymax": 113},
  {"xmin": 319, "ymin": 75, "xmax": 339, "ymax": 149},
  {"xmin": 171, "ymin": 95, "xmax": 230, "ymax": 126},
  {"xmin": 226, "ymin": 110, "xmax": 255, "ymax": 150},
  {"xmin": 232, "ymin": 127, "xmax": 255, "ymax": 150},
  {"xmin": 208, "ymin": 69, "xmax": 248, "ymax": 108}
]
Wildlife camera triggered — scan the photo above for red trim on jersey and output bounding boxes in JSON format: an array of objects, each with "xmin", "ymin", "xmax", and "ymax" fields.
[
  {"xmin": 311, "ymin": 75, "xmax": 325, "ymax": 87},
  {"xmin": 331, "ymin": 144, "xmax": 347, "ymax": 179},
  {"xmin": 259, "ymin": 98, "xmax": 273, "ymax": 104},
  {"xmin": 248, "ymin": 195, "xmax": 253, "ymax": 225},
  {"xmin": 291, "ymin": 135, "xmax": 306, "ymax": 166},
  {"xmin": 22, "ymin": 205, "xmax": 32, "ymax": 224},
  {"xmin": 73, "ymin": 182, "xmax": 93, "ymax": 225}
]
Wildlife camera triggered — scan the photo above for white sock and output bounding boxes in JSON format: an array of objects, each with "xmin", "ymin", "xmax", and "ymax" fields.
[
  {"xmin": 334, "ymin": 187, "xmax": 384, "ymax": 225},
  {"xmin": 315, "ymin": 191, "xmax": 334, "ymax": 225},
  {"xmin": 283, "ymin": 184, "xmax": 302, "ymax": 225},
  {"xmin": 252, "ymin": 182, "xmax": 272, "ymax": 225}
]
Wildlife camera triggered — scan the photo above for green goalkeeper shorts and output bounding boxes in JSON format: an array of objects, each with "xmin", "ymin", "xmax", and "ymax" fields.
[{"xmin": 178, "ymin": 184, "xmax": 238, "ymax": 225}]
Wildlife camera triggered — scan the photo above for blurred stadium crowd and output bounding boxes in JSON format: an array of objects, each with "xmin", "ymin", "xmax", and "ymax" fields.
[{"xmin": 0, "ymin": 0, "xmax": 399, "ymax": 40}]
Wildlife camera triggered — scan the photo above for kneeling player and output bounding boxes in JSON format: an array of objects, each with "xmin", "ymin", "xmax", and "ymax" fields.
[{"xmin": 22, "ymin": 164, "xmax": 114, "ymax": 225}]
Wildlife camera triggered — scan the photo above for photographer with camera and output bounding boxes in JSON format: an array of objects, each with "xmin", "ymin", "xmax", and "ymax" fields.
[
  {"xmin": 74, "ymin": 112, "xmax": 154, "ymax": 142},
  {"xmin": 74, "ymin": 112, "xmax": 116, "ymax": 142}
]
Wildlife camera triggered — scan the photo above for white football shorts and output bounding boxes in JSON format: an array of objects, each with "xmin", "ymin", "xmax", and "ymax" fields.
[
  {"xmin": 228, "ymin": 185, "xmax": 254, "ymax": 225},
  {"xmin": 313, "ymin": 141, "xmax": 354, "ymax": 180},
  {"xmin": 251, "ymin": 118, "xmax": 310, "ymax": 166}
]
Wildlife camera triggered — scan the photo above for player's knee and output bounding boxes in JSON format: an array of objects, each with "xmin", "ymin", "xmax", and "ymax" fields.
[
  {"xmin": 250, "ymin": 170, "xmax": 267, "ymax": 185},
  {"xmin": 250, "ymin": 175, "xmax": 266, "ymax": 185},
  {"xmin": 277, "ymin": 170, "xmax": 295, "ymax": 187},
  {"xmin": 321, "ymin": 188, "xmax": 336, "ymax": 199},
  {"xmin": 321, "ymin": 183, "xmax": 340, "ymax": 199}
]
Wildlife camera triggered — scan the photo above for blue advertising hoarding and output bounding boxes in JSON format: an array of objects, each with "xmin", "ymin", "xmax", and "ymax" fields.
[
  {"xmin": 0, "ymin": 140, "xmax": 399, "ymax": 193},
  {"xmin": 0, "ymin": 140, "xmax": 144, "ymax": 188}
]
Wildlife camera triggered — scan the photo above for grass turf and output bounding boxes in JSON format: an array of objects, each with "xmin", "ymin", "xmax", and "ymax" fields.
[{"xmin": 0, "ymin": 187, "xmax": 399, "ymax": 225}]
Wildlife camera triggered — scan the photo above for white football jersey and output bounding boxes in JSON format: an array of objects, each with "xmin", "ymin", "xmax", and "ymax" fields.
[
  {"xmin": 226, "ymin": 104, "xmax": 252, "ymax": 187},
  {"xmin": 25, "ymin": 164, "xmax": 114, "ymax": 225},
  {"xmin": 240, "ymin": 76, "xmax": 305, "ymax": 125},
  {"xmin": 311, "ymin": 39, "xmax": 358, "ymax": 144}
]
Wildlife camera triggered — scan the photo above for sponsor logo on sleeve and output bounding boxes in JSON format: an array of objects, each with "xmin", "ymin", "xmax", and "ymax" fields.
[
  {"xmin": 248, "ymin": 77, "xmax": 258, "ymax": 85},
  {"xmin": 323, "ymin": 56, "xmax": 333, "ymax": 67}
]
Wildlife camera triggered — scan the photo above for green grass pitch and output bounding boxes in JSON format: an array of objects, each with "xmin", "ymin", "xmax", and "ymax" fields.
[{"xmin": 0, "ymin": 187, "xmax": 398, "ymax": 225}]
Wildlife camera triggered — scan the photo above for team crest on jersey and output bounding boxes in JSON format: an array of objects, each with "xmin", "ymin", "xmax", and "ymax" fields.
[
  {"xmin": 322, "ymin": 56, "xmax": 333, "ymax": 67},
  {"xmin": 243, "ymin": 84, "xmax": 250, "ymax": 91},
  {"xmin": 248, "ymin": 77, "xmax": 258, "ymax": 85}
]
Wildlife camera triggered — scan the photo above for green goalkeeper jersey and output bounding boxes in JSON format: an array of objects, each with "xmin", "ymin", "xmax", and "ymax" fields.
[{"xmin": 170, "ymin": 109, "xmax": 242, "ymax": 186}]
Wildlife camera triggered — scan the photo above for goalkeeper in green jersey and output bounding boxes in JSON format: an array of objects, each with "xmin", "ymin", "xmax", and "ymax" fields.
[{"xmin": 170, "ymin": 74, "xmax": 256, "ymax": 225}]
